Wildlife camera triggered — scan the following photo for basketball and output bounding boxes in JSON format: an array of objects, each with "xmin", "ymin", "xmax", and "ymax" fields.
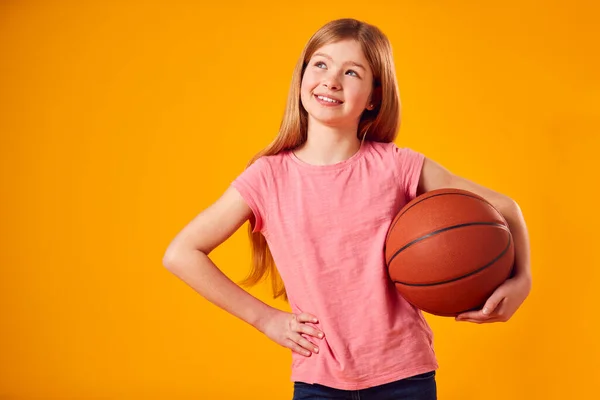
[{"xmin": 385, "ymin": 188, "xmax": 515, "ymax": 317}]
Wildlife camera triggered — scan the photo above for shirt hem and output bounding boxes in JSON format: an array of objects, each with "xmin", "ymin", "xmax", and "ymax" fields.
[{"xmin": 290, "ymin": 362, "xmax": 440, "ymax": 391}]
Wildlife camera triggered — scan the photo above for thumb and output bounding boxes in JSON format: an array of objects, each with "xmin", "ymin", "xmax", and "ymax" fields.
[{"xmin": 482, "ymin": 291, "xmax": 505, "ymax": 315}]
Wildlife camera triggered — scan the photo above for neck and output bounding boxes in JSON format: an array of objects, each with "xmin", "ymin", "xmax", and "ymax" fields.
[{"xmin": 294, "ymin": 120, "xmax": 363, "ymax": 166}]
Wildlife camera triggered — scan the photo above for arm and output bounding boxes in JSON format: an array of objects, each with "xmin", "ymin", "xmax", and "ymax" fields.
[
  {"xmin": 162, "ymin": 186, "xmax": 275, "ymax": 331},
  {"xmin": 417, "ymin": 158, "xmax": 532, "ymax": 322},
  {"xmin": 162, "ymin": 186, "xmax": 324, "ymax": 355}
]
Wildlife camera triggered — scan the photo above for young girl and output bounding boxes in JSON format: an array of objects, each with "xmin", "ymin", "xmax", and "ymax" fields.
[{"xmin": 163, "ymin": 18, "xmax": 532, "ymax": 400}]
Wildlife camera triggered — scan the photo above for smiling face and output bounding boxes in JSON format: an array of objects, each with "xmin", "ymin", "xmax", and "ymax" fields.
[{"xmin": 300, "ymin": 39, "xmax": 375, "ymax": 129}]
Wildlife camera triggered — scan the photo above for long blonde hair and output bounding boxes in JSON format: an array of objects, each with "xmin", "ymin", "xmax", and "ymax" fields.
[{"xmin": 240, "ymin": 18, "xmax": 402, "ymax": 300}]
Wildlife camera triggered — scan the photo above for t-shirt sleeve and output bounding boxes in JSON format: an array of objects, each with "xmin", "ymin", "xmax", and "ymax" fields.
[
  {"xmin": 391, "ymin": 143, "xmax": 425, "ymax": 202},
  {"xmin": 230, "ymin": 157, "xmax": 271, "ymax": 234}
]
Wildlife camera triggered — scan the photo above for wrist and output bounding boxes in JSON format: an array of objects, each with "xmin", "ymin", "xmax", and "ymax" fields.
[
  {"xmin": 252, "ymin": 304, "xmax": 278, "ymax": 334},
  {"xmin": 513, "ymin": 270, "xmax": 532, "ymax": 289}
]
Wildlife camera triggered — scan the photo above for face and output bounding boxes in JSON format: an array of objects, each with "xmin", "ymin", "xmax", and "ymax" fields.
[{"xmin": 300, "ymin": 39, "xmax": 375, "ymax": 129}]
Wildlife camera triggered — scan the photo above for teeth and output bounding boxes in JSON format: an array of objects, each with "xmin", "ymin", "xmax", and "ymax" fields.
[{"xmin": 317, "ymin": 95, "xmax": 340, "ymax": 103}]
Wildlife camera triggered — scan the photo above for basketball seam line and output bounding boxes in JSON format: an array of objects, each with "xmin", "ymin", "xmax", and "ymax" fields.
[
  {"xmin": 392, "ymin": 231, "xmax": 512, "ymax": 287},
  {"xmin": 387, "ymin": 221, "xmax": 508, "ymax": 265},
  {"xmin": 385, "ymin": 192, "xmax": 499, "ymax": 244}
]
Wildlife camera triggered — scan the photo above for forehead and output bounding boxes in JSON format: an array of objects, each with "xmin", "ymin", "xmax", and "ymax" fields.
[{"xmin": 311, "ymin": 39, "xmax": 369, "ymax": 66}]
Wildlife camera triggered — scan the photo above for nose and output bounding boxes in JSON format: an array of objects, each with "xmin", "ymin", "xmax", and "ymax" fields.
[{"xmin": 322, "ymin": 72, "xmax": 341, "ymax": 91}]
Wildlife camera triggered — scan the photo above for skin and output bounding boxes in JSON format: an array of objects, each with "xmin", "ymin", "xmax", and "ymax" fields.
[
  {"xmin": 162, "ymin": 39, "xmax": 532, "ymax": 360},
  {"xmin": 417, "ymin": 159, "xmax": 532, "ymax": 323},
  {"xmin": 294, "ymin": 39, "xmax": 376, "ymax": 166}
]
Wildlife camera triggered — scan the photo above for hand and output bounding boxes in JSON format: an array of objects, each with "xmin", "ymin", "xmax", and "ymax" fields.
[
  {"xmin": 257, "ymin": 309, "xmax": 325, "ymax": 357},
  {"xmin": 455, "ymin": 274, "xmax": 532, "ymax": 323}
]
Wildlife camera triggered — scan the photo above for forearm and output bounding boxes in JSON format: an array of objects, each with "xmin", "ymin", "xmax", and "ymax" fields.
[
  {"xmin": 498, "ymin": 199, "xmax": 532, "ymax": 284},
  {"xmin": 164, "ymin": 249, "xmax": 276, "ymax": 332},
  {"xmin": 441, "ymin": 169, "xmax": 532, "ymax": 284}
]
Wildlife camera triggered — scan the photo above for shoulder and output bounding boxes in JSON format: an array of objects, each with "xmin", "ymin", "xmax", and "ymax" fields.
[
  {"xmin": 365, "ymin": 140, "xmax": 423, "ymax": 163},
  {"xmin": 236, "ymin": 151, "xmax": 289, "ymax": 185},
  {"xmin": 362, "ymin": 140, "xmax": 394, "ymax": 162},
  {"xmin": 366, "ymin": 140, "xmax": 394, "ymax": 154},
  {"xmin": 366, "ymin": 140, "xmax": 413, "ymax": 154},
  {"xmin": 249, "ymin": 151, "xmax": 288, "ymax": 175}
]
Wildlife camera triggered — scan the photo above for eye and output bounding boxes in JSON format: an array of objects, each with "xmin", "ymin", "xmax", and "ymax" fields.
[
  {"xmin": 346, "ymin": 70, "xmax": 359, "ymax": 77},
  {"xmin": 314, "ymin": 61, "xmax": 327, "ymax": 69}
]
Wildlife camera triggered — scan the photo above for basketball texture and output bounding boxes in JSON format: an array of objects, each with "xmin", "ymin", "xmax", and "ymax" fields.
[{"xmin": 385, "ymin": 188, "xmax": 515, "ymax": 317}]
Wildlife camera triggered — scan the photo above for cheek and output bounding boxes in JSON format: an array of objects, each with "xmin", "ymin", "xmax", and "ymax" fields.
[
  {"xmin": 345, "ymin": 86, "xmax": 371, "ymax": 108},
  {"xmin": 300, "ymin": 74, "xmax": 319, "ymax": 106},
  {"xmin": 301, "ymin": 72, "xmax": 318, "ymax": 94}
]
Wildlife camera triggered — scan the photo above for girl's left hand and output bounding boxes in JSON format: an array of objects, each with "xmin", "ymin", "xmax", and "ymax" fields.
[{"xmin": 455, "ymin": 274, "xmax": 532, "ymax": 323}]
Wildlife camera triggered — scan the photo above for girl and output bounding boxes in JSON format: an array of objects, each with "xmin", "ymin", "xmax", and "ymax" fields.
[{"xmin": 163, "ymin": 18, "xmax": 532, "ymax": 400}]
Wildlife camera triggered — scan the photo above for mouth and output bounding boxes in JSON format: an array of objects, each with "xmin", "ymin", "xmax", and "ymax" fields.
[{"xmin": 314, "ymin": 94, "xmax": 343, "ymax": 105}]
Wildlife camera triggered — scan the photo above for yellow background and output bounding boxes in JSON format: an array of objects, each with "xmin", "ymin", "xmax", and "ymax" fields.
[{"xmin": 1, "ymin": 1, "xmax": 598, "ymax": 399}]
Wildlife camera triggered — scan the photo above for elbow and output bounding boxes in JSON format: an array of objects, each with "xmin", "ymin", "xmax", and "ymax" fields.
[
  {"xmin": 162, "ymin": 254, "xmax": 178, "ymax": 271},
  {"xmin": 162, "ymin": 245, "xmax": 185, "ymax": 271},
  {"xmin": 502, "ymin": 196, "xmax": 522, "ymax": 217},
  {"xmin": 162, "ymin": 244, "xmax": 208, "ymax": 271},
  {"xmin": 495, "ymin": 196, "xmax": 524, "ymax": 227}
]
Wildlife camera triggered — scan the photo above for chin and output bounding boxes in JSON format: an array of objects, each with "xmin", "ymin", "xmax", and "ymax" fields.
[
  {"xmin": 308, "ymin": 113, "xmax": 345, "ymax": 127},
  {"xmin": 310, "ymin": 109, "xmax": 362, "ymax": 129}
]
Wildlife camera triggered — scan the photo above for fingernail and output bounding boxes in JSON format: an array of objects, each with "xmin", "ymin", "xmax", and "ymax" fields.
[
  {"xmin": 318, "ymin": 333, "xmax": 323, "ymax": 338},
  {"xmin": 314, "ymin": 347, "xmax": 319, "ymax": 353},
  {"xmin": 482, "ymin": 307, "xmax": 490, "ymax": 315},
  {"xmin": 313, "ymin": 318, "xmax": 318, "ymax": 323}
]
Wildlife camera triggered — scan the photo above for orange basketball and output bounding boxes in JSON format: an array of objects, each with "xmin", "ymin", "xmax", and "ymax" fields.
[{"xmin": 385, "ymin": 188, "xmax": 515, "ymax": 317}]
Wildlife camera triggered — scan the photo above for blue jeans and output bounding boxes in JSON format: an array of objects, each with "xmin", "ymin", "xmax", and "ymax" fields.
[{"xmin": 293, "ymin": 371, "xmax": 437, "ymax": 400}]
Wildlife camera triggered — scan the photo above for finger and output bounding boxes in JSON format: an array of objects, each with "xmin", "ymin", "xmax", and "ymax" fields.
[
  {"xmin": 296, "ymin": 324, "xmax": 325, "ymax": 339},
  {"xmin": 482, "ymin": 293, "xmax": 506, "ymax": 316},
  {"xmin": 493, "ymin": 298, "xmax": 509, "ymax": 317},
  {"xmin": 285, "ymin": 338, "xmax": 312, "ymax": 357},
  {"xmin": 297, "ymin": 313, "xmax": 319, "ymax": 324},
  {"xmin": 458, "ymin": 317, "xmax": 502, "ymax": 324},
  {"xmin": 455, "ymin": 310, "xmax": 490, "ymax": 321},
  {"xmin": 291, "ymin": 332, "xmax": 319, "ymax": 354},
  {"xmin": 456, "ymin": 318, "xmax": 484, "ymax": 324}
]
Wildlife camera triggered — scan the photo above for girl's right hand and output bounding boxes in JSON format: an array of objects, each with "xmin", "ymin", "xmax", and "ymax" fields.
[{"xmin": 259, "ymin": 309, "xmax": 325, "ymax": 357}]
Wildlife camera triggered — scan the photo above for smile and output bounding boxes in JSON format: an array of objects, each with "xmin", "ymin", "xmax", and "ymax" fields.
[{"xmin": 314, "ymin": 94, "xmax": 343, "ymax": 105}]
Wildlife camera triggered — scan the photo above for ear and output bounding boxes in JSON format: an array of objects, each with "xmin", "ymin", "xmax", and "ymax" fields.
[{"xmin": 366, "ymin": 85, "xmax": 382, "ymax": 110}]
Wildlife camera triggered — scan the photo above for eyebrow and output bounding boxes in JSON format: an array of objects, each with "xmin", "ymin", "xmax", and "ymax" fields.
[{"xmin": 312, "ymin": 52, "xmax": 366, "ymax": 70}]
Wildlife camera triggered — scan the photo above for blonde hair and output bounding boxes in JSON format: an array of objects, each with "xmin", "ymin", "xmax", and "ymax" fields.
[{"xmin": 240, "ymin": 18, "xmax": 402, "ymax": 300}]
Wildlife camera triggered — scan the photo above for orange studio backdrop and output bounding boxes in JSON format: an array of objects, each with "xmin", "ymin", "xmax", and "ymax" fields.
[{"xmin": 1, "ymin": 1, "xmax": 598, "ymax": 399}]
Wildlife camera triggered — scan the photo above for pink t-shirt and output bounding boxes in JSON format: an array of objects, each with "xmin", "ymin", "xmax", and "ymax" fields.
[{"xmin": 231, "ymin": 140, "xmax": 438, "ymax": 390}]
